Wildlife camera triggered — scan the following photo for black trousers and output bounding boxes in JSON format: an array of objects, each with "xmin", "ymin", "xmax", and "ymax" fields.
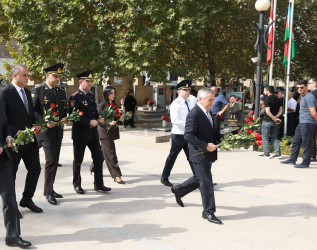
[
  {"xmin": 41, "ymin": 139, "xmax": 62, "ymax": 195},
  {"xmin": 174, "ymin": 161, "xmax": 216, "ymax": 215},
  {"xmin": 290, "ymin": 123, "xmax": 316, "ymax": 166},
  {"xmin": 161, "ymin": 134, "xmax": 194, "ymax": 181},
  {"xmin": 73, "ymin": 139, "xmax": 104, "ymax": 188},
  {"xmin": 0, "ymin": 155, "xmax": 20, "ymax": 238},
  {"xmin": 10, "ymin": 142, "xmax": 41, "ymax": 200}
]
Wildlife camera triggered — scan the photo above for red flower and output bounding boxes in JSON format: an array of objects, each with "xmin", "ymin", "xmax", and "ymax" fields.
[
  {"xmin": 247, "ymin": 129, "xmax": 252, "ymax": 135},
  {"xmin": 50, "ymin": 103, "xmax": 56, "ymax": 108},
  {"xmin": 129, "ymin": 111, "xmax": 133, "ymax": 115},
  {"xmin": 67, "ymin": 102, "xmax": 69, "ymax": 107},
  {"xmin": 115, "ymin": 108, "xmax": 119, "ymax": 112},
  {"xmin": 249, "ymin": 116, "xmax": 253, "ymax": 121},
  {"xmin": 107, "ymin": 104, "xmax": 110, "ymax": 106},
  {"xmin": 33, "ymin": 126, "xmax": 40, "ymax": 134},
  {"xmin": 117, "ymin": 113, "xmax": 121, "ymax": 118},
  {"xmin": 252, "ymin": 131, "xmax": 261, "ymax": 141},
  {"xmin": 256, "ymin": 140, "xmax": 263, "ymax": 146},
  {"xmin": 238, "ymin": 132, "xmax": 242, "ymax": 135},
  {"xmin": 79, "ymin": 111, "xmax": 84, "ymax": 116},
  {"xmin": 53, "ymin": 111, "xmax": 59, "ymax": 116},
  {"xmin": 77, "ymin": 109, "xmax": 80, "ymax": 112},
  {"xmin": 111, "ymin": 103, "xmax": 115, "ymax": 107}
]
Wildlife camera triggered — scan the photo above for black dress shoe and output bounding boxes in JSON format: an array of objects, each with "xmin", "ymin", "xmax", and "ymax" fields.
[
  {"xmin": 202, "ymin": 213, "xmax": 223, "ymax": 224},
  {"xmin": 74, "ymin": 186, "xmax": 85, "ymax": 194},
  {"xmin": 58, "ymin": 163, "xmax": 62, "ymax": 167},
  {"xmin": 46, "ymin": 195, "xmax": 57, "ymax": 205},
  {"xmin": 213, "ymin": 183, "xmax": 217, "ymax": 186},
  {"xmin": 161, "ymin": 179, "xmax": 173, "ymax": 187},
  {"xmin": 94, "ymin": 186, "xmax": 111, "ymax": 192},
  {"xmin": 171, "ymin": 187, "xmax": 184, "ymax": 207},
  {"xmin": 19, "ymin": 198, "xmax": 43, "ymax": 213},
  {"xmin": 53, "ymin": 191, "xmax": 63, "ymax": 198},
  {"xmin": 5, "ymin": 236, "xmax": 32, "ymax": 248}
]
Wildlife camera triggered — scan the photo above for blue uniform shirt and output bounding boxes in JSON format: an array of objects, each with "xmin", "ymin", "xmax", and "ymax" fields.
[{"xmin": 211, "ymin": 93, "xmax": 229, "ymax": 115}]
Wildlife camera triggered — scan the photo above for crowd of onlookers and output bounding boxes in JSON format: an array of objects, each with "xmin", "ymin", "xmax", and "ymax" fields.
[{"xmin": 257, "ymin": 78, "xmax": 317, "ymax": 168}]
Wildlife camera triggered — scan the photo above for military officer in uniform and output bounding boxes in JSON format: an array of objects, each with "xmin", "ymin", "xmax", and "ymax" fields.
[
  {"xmin": 31, "ymin": 63, "xmax": 69, "ymax": 205},
  {"xmin": 69, "ymin": 70, "xmax": 111, "ymax": 194}
]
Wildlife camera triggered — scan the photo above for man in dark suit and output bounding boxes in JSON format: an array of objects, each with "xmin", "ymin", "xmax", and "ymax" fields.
[
  {"xmin": 69, "ymin": 70, "xmax": 111, "ymax": 194},
  {"xmin": 0, "ymin": 65, "xmax": 42, "ymax": 214},
  {"xmin": 31, "ymin": 63, "xmax": 68, "ymax": 205},
  {"xmin": 171, "ymin": 87, "xmax": 223, "ymax": 224},
  {"xmin": 0, "ymin": 101, "xmax": 31, "ymax": 248}
]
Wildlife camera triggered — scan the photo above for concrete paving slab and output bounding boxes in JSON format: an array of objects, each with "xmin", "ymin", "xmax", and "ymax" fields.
[{"xmin": 1, "ymin": 128, "xmax": 317, "ymax": 250}]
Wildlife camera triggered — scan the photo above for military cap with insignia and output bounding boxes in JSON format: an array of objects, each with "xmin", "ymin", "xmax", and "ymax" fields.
[
  {"xmin": 75, "ymin": 70, "xmax": 93, "ymax": 81},
  {"xmin": 176, "ymin": 80, "xmax": 192, "ymax": 90},
  {"xmin": 43, "ymin": 63, "xmax": 64, "ymax": 75}
]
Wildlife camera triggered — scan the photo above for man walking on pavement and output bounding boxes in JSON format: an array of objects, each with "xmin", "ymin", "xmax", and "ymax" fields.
[
  {"xmin": 69, "ymin": 70, "xmax": 111, "ymax": 194},
  {"xmin": 0, "ymin": 65, "xmax": 43, "ymax": 214},
  {"xmin": 31, "ymin": 63, "xmax": 69, "ymax": 205},
  {"xmin": 161, "ymin": 80, "xmax": 197, "ymax": 187}
]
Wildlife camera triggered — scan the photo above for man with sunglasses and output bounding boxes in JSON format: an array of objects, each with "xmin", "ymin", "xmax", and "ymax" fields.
[{"xmin": 281, "ymin": 80, "xmax": 317, "ymax": 168}]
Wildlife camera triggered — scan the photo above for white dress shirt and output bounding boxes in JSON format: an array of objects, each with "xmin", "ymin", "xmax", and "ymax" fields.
[
  {"xmin": 197, "ymin": 103, "xmax": 213, "ymax": 127},
  {"xmin": 171, "ymin": 95, "xmax": 197, "ymax": 134},
  {"xmin": 11, "ymin": 82, "xmax": 28, "ymax": 104},
  {"xmin": 287, "ymin": 97, "xmax": 297, "ymax": 113}
]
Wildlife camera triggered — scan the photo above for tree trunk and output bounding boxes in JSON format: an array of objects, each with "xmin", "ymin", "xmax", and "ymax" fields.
[{"xmin": 208, "ymin": 59, "xmax": 216, "ymax": 86}]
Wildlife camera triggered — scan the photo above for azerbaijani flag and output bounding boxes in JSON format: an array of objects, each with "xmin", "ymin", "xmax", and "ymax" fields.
[
  {"xmin": 283, "ymin": 2, "xmax": 295, "ymax": 67},
  {"xmin": 267, "ymin": 0, "xmax": 274, "ymax": 65}
]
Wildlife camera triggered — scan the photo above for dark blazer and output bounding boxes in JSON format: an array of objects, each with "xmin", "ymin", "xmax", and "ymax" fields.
[
  {"xmin": 31, "ymin": 82, "xmax": 67, "ymax": 141},
  {"xmin": 0, "ymin": 84, "xmax": 36, "ymax": 136},
  {"xmin": 68, "ymin": 89, "xmax": 99, "ymax": 141},
  {"xmin": 0, "ymin": 101, "xmax": 12, "ymax": 163},
  {"xmin": 97, "ymin": 101, "xmax": 120, "ymax": 141},
  {"xmin": 184, "ymin": 104, "xmax": 222, "ymax": 164}
]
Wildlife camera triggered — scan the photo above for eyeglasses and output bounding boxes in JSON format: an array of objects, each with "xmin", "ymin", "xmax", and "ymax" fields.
[{"xmin": 296, "ymin": 86, "xmax": 304, "ymax": 89}]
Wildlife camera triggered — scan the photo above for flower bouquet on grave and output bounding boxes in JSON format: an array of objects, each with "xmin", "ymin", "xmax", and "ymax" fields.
[
  {"xmin": 193, "ymin": 111, "xmax": 262, "ymax": 155},
  {"xmin": 2, "ymin": 127, "xmax": 37, "ymax": 153}
]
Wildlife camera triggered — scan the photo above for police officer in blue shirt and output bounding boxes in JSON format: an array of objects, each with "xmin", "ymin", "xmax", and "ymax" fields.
[{"xmin": 210, "ymin": 86, "xmax": 229, "ymax": 130}]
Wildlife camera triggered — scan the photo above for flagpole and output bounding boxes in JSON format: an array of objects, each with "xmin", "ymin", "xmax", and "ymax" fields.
[
  {"xmin": 269, "ymin": 0, "xmax": 277, "ymax": 86},
  {"xmin": 284, "ymin": 0, "xmax": 294, "ymax": 137}
]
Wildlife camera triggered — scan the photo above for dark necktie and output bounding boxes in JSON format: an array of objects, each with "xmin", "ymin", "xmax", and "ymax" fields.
[
  {"xmin": 206, "ymin": 110, "xmax": 213, "ymax": 128},
  {"xmin": 51, "ymin": 87, "xmax": 57, "ymax": 98},
  {"xmin": 20, "ymin": 88, "xmax": 29, "ymax": 113},
  {"xmin": 185, "ymin": 100, "xmax": 190, "ymax": 112}
]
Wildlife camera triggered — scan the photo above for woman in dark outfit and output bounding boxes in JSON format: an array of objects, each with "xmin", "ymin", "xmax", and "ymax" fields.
[
  {"xmin": 92, "ymin": 86, "xmax": 125, "ymax": 184},
  {"xmin": 123, "ymin": 89, "xmax": 137, "ymax": 128}
]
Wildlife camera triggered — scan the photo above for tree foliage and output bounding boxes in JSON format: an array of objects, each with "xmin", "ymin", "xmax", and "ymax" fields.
[{"xmin": 0, "ymin": 0, "xmax": 316, "ymax": 84}]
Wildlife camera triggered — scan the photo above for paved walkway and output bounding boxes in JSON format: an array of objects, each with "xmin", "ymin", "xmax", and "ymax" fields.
[{"xmin": 1, "ymin": 128, "xmax": 317, "ymax": 250}]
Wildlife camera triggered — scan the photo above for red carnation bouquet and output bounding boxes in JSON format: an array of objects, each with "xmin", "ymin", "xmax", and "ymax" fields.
[
  {"xmin": 97, "ymin": 102, "xmax": 121, "ymax": 131},
  {"xmin": 121, "ymin": 111, "xmax": 133, "ymax": 122},
  {"xmin": 60, "ymin": 108, "xmax": 84, "ymax": 127},
  {"xmin": 2, "ymin": 127, "xmax": 37, "ymax": 153},
  {"xmin": 34, "ymin": 103, "xmax": 60, "ymax": 132}
]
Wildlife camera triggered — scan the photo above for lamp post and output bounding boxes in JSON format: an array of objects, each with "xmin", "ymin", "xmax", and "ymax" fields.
[{"xmin": 253, "ymin": 0, "xmax": 271, "ymax": 122}]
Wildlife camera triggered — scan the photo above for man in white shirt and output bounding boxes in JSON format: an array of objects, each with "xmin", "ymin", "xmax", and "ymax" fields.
[
  {"xmin": 161, "ymin": 80, "xmax": 197, "ymax": 187},
  {"xmin": 287, "ymin": 92, "xmax": 297, "ymax": 136}
]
